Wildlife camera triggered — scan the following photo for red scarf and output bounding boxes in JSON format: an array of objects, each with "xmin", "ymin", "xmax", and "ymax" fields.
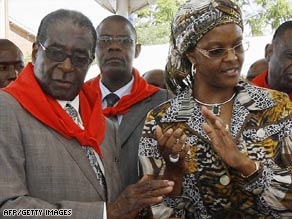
[
  {"xmin": 252, "ymin": 70, "xmax": 292, "ymax": 101},
  {"xmin": 4, "ymin": 63, "xmax": 105, "ymax": 157},
  {"xmin": 86, "ymin": 68, "xmax": 160, "ymax": 117}
]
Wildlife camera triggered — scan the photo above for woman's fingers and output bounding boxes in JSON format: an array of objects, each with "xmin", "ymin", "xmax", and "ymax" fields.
[{"xmin": 155, "ymin": 125, "xmax": 190, "ymax": 163}]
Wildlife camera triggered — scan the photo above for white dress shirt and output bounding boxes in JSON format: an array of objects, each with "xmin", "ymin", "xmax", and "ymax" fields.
[
  {"xmin": 57, "ymin": 96, "xmax": 107, "ymax": 218},
  {"xmin": 100, "ymin": 76, "xmax": 134, "ymax": 125}
]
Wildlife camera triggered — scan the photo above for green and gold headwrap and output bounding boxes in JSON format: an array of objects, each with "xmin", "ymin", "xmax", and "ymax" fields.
[{"xmin": 165, "ymin": 0, "xmax": 243, "ymax": 94}]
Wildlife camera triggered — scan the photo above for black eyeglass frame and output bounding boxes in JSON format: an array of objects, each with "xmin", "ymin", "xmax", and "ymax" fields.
[{"xmin": 38, "ymin": 42, "xmax": 94, "ymax": 68}]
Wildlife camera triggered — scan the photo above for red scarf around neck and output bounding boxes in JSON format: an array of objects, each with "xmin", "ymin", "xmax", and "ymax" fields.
[
  {"xmin": 252, "ymin": 70, "xmax": 292, "ymax": 101},
  {"xmin": 4, "ymin": 63, "xmax": 105, "ymax": 157},
  {"xmin": 86, "ymin": 68, "xmax": 160, "ymax": 117}
]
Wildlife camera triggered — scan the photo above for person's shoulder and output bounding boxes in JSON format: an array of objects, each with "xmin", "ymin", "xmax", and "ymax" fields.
[
  {"xmin": 0, "ymin": 90, "xmax": 18, "ymax": 105},
  {"xmin": 149, "ymin": 97, "xmax": 173, "ymax": 117},
  {"xmin": 245, "ymin": 82, "xmax": 292, "ymax": 113},
  {"xmin": 151, "ymin": 88, "xmax": 175, "ymax": 99},
  {"xmin": 267, "ymin": 88, "xmax": 291, "ymax": 105},
  {"xmin": 248, "ymin": 81, "xmax": 289, "ymax": 101},
  {"xmin": 0, "ymin": 90, "xmax": 24, "ymax": 117}
]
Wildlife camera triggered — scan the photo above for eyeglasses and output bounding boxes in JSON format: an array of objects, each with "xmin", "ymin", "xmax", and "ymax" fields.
[
  {"xmin": 97, "ymin": 36, "xmax": 134, "ymax": 46},
  {"xmin": 196, "ymin": 41, "xmax": 249, "ymax": 59},
  {"xmin": 38, "ymin": 42, "xmax": 94, "ymax": 68}
]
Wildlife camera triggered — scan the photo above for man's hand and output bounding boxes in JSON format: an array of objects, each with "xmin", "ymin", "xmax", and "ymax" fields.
[{"xmin": 107, "ymin": 176, "xmax": 174, "ymax": 219}]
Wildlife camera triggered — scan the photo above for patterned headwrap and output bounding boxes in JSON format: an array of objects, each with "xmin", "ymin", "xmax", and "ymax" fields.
[{"xmin": 165, "ymin": 0, "xmax": 243, "ymax": 94}]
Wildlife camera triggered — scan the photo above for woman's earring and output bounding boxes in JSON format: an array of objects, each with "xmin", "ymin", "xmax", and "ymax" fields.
[{"xmin": 191, "ymin": 63, "xmax": 196, "ymax": 76}]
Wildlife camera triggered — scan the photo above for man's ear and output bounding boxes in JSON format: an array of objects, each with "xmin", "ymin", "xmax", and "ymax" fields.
[
  {"xmin": 31, "ymin": 42, "xmax": 38, "ymax": 64},
  {"xmin": 134, "ymin": 43, "xmax": 141, "ymax": 58},
  {"xmin": 265, "ymin": 43, "xmax": 272, "ymax": 62}
]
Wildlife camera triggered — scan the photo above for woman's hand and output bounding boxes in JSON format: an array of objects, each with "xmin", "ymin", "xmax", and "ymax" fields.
[
  {"xmin": 155, "ymin": 125, "xmax": 190, "ymax": 195},
  {"xmin": 155, "ymin": 125, "xmax": 190, "ymax": 169},
  {"xmin": 201, "ymin": 106, "xmax": 256, "ymax": 175}
]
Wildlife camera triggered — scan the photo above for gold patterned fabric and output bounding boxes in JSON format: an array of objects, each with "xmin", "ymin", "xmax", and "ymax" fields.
[
  {"xmin": 165, "ymin": 0, "xmax": 243, "ymax": 94},
  {"xmin": 139, "ymin": 81, "xmax": 292, "ymax": 218}
]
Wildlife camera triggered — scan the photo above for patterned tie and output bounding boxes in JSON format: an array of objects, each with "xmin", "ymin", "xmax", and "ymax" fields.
[
  {"xmin": 64, "ymin": 103, "xmax": 84, "ymax": 128},
  {"xmin": 64, "ymin": 103, "xmax": 107, "ymax": 193},
  {"xmin": 105, "ymin": 93, "xmax": 120, "ymax": 107}
]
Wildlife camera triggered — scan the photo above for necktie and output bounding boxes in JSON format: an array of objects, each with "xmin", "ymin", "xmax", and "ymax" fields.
[
  {"xmin": 64, "ymin": 103, "xmax": 84, "ymax": 128},
  {"xmin": 64, "ymin": 103, "xmax": 107, "ymax": 193},
  {"xmin": 105, "ymin": 93, "xmax": 120, "ymax": 124},
  {"xmin": 105, "ymin": 93, "xmax": 120, "ymax": 107}
]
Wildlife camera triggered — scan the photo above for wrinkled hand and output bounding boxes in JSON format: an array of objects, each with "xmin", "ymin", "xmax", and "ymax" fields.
[
  {"xmin": 201, "ymin": 106, "xmax": 253, "ymax": 172},
  {"xmin": 107, "ymin": 175, "xmax": 174, "ymax": 219},
  {"xmin": 155, "ymin": 125, "xmax": 190, "ymax": 170}
]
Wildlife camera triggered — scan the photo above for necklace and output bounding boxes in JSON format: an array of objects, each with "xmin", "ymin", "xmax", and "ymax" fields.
[{"xmin": 194, "ymin": 92, "xmax": 236, "ymax": 116}]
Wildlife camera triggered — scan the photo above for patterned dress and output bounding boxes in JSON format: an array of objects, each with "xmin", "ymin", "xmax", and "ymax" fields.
[{"xmin": 138, "ymin": 81, "xmax": 292, "ymax": 219}]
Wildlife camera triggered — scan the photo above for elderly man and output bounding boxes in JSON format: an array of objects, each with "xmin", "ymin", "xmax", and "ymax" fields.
[
  {"xmin": 86, "ymin": 15, "xmax": 173, "ymax": 190},
  {"xmin": 0, "ymin": 9, "xmax": 174, "ymax": 219},
  {"xmin": 0, "ymin": 39, "xmax": 24, "ymax": 87},
  {"xmin": 252, "ymin": 21, "xmax": 292, "ymax": 100}
]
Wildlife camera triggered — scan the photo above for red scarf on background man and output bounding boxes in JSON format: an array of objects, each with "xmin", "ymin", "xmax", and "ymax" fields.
[
  {"xmin": 4, "ymin": 63, "xmax": 105, "ymax": 157},
  {"xmin": 86, "ymin": 68, "xmax": 160, "ymax": 117},
  {"xmin": 252, "ymin": 70, "xmax": 292, "ymax": 101}
]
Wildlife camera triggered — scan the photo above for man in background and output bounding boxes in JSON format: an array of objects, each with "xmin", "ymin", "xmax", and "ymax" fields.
[
  {"xmin": 252, "ymin": 21, "xmax": 292, "ymax": 100},
  {"xmin": 246, "ymin": 58, "xmax": 268, "ymax": 81},
  {"xmin": 0, "ymin": 39, "xmax": 24, "ymax": 87},
  {"xmin": 86, "ymin": 15, "xmax": 173, "ymax": 191},
  {"xmin": 143, "ymin": 69, "xmax": 167, "ymax": 89}
]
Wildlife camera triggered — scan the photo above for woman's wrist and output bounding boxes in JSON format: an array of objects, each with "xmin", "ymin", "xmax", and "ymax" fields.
[
  {"xmin": 241, "ymin": 161, "xmax": 261, "ymax": 178},
  {"xmin": 238, "ymin": 158, "xmax": 260, "ymax": 177}
]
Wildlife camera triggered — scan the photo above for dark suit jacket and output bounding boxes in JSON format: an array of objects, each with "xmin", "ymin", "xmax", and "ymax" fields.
[
  {"xmin": 118, "ymin": 89, "xmax": 174, "ymax": 190},
  {"xmin": 0, "ymin": 91, "xmax": 122, "ymax": 219}
]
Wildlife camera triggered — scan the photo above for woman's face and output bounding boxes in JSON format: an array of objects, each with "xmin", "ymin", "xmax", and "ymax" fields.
[{"xmin": 187, "ymin": 23, "xmax": 244, "ymax": 89}]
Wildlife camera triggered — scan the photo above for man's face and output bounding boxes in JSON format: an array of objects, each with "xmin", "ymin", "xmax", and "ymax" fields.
[
  {"xmin": 95, "ymin": 19, "xmax": 139, "ymax": 83},
  {"xmin": 268, "ymin": 29, "xmax": 292, "ymax": 93},
  {"xmin": 33, "ymin": 21, "xmax": 94, "ymax": 100},
  {"xmin": 0, "ymin": 45, "xmax": 24, "ymax": 88}
]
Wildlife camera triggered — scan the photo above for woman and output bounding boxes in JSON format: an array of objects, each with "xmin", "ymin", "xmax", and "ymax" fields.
[{"xmin": 138, "ymin": 0, "xmax": 292, "ymax": 218}]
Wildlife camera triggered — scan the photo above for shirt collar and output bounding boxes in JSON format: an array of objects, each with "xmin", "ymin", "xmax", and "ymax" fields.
[
  {"xmin": 57, "ymin": 95, "xmax": 80, "ymax": 112},
  {"xmin": 100, "ymin": 76, "xmax": 134, "ymax": 101}
]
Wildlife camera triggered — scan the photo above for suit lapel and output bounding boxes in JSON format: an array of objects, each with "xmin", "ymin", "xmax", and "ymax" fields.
[
  {"xmin": 50, "ymin": 129, "xmax": 106, "ymax": 200},
  {"xmin": 119, "ymin": 97, "xmax": 152, "ymax": 147}
]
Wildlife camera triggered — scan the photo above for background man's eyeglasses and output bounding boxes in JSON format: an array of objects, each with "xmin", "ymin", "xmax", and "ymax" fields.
[
  {"xmin": 39, "ymin": 42, "xmax": 94, "ymax": 68},
  {"xmin": 97, "ymin": 36, "xmax": 134, "ymax": 46},
  {"xmin": 196, "ymin": 41, "xmax": 249, "ymax": 59}
]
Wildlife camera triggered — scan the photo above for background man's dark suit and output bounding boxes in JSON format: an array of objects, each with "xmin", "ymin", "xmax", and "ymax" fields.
[{"xmin": 119, "ymin": 89, "xmax": 172, "ymax": 189}]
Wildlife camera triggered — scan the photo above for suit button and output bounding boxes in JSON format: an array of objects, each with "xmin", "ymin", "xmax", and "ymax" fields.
[{"xmin": 114, "ymin": 157, "xmax": 120, "ymax": 163}]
